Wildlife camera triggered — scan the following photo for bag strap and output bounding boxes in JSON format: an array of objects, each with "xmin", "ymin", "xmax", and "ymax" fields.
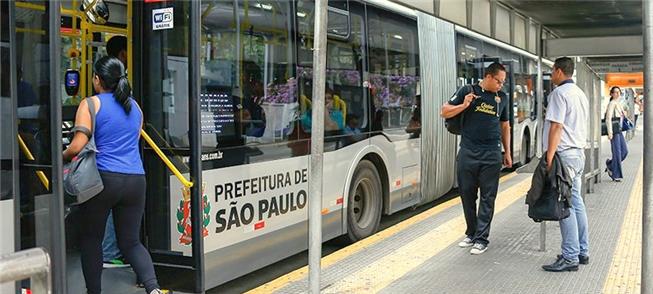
[{"xmin": 86, "ymin": 97, "xmax": 97, "ymax": 136}]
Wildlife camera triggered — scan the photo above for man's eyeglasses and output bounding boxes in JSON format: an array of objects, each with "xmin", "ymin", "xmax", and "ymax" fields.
[{"xmin": 493, "ymin": 76, "xmax": 506, "ymax": 85}]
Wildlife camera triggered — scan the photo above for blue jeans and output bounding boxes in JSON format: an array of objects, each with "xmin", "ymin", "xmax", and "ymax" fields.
[
  {"xmin": 102, "ymin": 210, "xmax": 122, "ymax": 261},
  {"xmin": 558, "ymin": 148, "xmax": 589, "ymax": 263},
  {"xmin": 607, "ymin": 132, "xmax": 628, "ymax": 179}
]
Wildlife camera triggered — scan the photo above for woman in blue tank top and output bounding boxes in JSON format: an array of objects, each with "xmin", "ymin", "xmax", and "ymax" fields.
[{"xmin": 63, "ymin": 56, "xmax": 163, "ymax": 294}]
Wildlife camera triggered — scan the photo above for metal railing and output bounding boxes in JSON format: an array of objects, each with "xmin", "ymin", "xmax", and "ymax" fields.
[{"xmin": 0, "ymin": 248, "xmax": 51, "ymax": 294}]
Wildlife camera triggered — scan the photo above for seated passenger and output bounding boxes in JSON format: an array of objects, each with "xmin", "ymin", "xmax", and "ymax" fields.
[
  {"xmin": 342, "ymin": 113, "xmax": 365, "ymax": 146},
  {"xmin": 405, "ymin": 94, "xmax": 421, "ymax": 138},
  {"xmin": 300, "ymin": 88, "xmax": 345, "ymax": 132},
  {"xmin": 300, "ymin": 87, "xmax": 347, "ymax": 123}
]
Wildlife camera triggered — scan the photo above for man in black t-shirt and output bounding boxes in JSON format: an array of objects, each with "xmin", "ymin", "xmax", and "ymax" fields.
[{"xmin": 440, "ymin": 62, "xmax": 512, "ymax": 255}]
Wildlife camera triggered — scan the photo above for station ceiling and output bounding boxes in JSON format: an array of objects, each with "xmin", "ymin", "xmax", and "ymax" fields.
[
  {"xmin": 500, "ymin": 0, "xmax": 643, "ymax": 74},
  {"xmin": 499, "ymin": 0, "xmax": 642, "ymax": 38}
]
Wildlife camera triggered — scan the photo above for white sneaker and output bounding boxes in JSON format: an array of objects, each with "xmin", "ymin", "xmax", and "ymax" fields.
[
  {"xmin": 458, "ymin": 237, "xmax": 474, "ymax": 248},
  {"xmin": 149, "ymin": 290, "xmax": 166, "ymax": 294},
  {"xmin": 470, "ymin": 243, "xmax": 488, "ymax": 255}
]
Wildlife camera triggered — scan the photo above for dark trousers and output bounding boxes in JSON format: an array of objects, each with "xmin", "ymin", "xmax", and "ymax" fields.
[
  {"xmin": 457, "ymin": 147, "xmax": 502, "ymax": 245},
  {"xmin": 606, "ymin": 132, "xmax": 628, "ymax": 179},
  {"xmin": 79, "ymin": 172, "xmax": 159, "ymax": 294}
]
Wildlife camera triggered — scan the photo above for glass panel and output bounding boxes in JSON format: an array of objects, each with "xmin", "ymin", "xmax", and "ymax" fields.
[
  {"xmin": 456, "ymin": 34, "xmax": 483, "ymax": 85},
  {"xmin": 141, "ymin": 1, "xmax": 191, "ymax": 253},
  {"xmin": 14, "ymin": 0, "xmax": 55, "ymax": 258},
  {"xmin": 368, "ymin": 8, "xmax": 419, "ymax": 132},
  {"xmin": 327, "ymin": 10, "xmax": 349, "ymax": 38},
  {"xmin": 328, "ymin": 0, "xmax": 348, "ymax": 11},
  {"xmin": 1, "ymin": 1, "xmax": 14, "ymax": 201},
  {"xmin": 298, "ymin": 1, "xmax": 369, "ymax": 145},
  {"xmin": 201, "ymin": 0, "xmax": 295, "ymax": 147}
]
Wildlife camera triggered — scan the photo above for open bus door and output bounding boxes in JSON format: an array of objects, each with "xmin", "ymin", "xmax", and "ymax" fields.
[
  {"xmin": 62, "ymin": 1, "xmax": 206, "ymax": 293},
  {"xmin": 1, "ymin": 2, "xmax": 18, "ymax": 293},
  {"xmin": 135, "ymin": 2, "xmax": 205, "ymax": 292},
  {"xmin": 5, "ymin": 1, "xmax": 205, "ymax": 293},
  {"xmin": 4, "ymin": 1, "xmax": 67, "ymax": 293}
]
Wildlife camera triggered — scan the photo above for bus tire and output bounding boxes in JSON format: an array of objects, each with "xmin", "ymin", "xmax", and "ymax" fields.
[
  {"xmin": 521, "ymin": 134, "xmax": 530, "ymax": 165},
  {"xmin": 346, "ymin": 160, "xmax": 383, "ymax": 242}
]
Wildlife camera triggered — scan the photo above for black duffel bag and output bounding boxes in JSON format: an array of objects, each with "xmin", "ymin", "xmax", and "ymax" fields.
[
  {"xmin": 601, "ymin": 117, "xmax": 621, "ymax": 136},
  {"xmin": 527, "ymin": 182, "xmax": 570, "ymax": 222}
]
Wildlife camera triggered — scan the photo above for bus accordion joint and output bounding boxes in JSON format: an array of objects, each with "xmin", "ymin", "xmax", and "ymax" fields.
[
  {"xmin": 17, "ymin": 135, "xmax": 50, "ymax": 190},
  {"xmin": 140, "ymin": 129, "xmax": 194, "ymax": 188}
]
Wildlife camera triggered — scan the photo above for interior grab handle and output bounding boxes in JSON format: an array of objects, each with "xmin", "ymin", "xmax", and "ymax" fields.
[{"xmin": 17, "ymin": 135, "xmax": 50, "ymax": 190}]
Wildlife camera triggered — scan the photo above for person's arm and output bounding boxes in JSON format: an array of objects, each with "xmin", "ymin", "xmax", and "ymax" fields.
[
  {"xmin": 546, "ymin": 122, "xmax": 563, "ymax": 170},
  {"xmin": 500, "ymin": 121, "xmax": 512, "ymax": 167},
  {"xmin": 544, "ymin": 91, "xmax": 566, "ymax": 170},
  {"xmin": 440, "ymin": 92, "xmax": 476, "ymax": 118},
  {"xmin": 606, "ymin": 101, "xmax": 615, "ymax": 140},
  {"xmin": 325, "ymin": 110, "xmax": 344, "ymax": 131},
  {"xmin": 440, "ymin": 86, "xmax": 477, "ymax": 118},
  {"xmin": 498, "ymin": 95, "xmax": 512, "ymax": 167},
  {"xmin": 63, "ymin": 99, "xmax": 92, "ymax": 161}
]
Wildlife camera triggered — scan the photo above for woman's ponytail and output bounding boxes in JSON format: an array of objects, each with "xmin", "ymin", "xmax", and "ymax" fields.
[{"xmin": 114, "ymin": 75, "xmax": 132, "ymax": 113}]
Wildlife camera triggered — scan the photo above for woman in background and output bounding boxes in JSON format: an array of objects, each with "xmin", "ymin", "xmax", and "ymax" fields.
[{"xmin": 605, "ymin": 86, "xmax": 628, "ymax": 182}]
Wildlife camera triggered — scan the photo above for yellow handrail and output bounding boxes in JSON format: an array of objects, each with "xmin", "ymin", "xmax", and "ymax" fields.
[
  {"xmin": 140, "ymin": 130, "xmax": 193, "ymax": 188},
  {"xmin": 15, "ymin": 2, "xmax": 46, "ymax": 12},
  {"xmin": 17, "ymin": 135, "xmax": 50, "ymax": 190}
]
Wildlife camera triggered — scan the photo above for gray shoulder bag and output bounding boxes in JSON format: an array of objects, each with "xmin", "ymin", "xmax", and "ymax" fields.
[{"xmin": 63, "ymin": 97, "xmax": 104, "ymax": 203}]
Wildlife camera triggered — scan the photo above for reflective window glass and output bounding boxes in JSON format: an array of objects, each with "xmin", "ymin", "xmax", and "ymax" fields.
[
  {"xmin": 367, "ymin": 8, "xmax": 420, "ymax": 132},
  {"xmin": 13, "ymin": 0, "xmax": 55, "ymax": 256},
  {"xmin": 297, "ymin": 1, "xmax": 369, "ymax": 146},
  {"xmin": 1, "ymin": 1, "xmax": 13, "ymax": 201},
  {"xmin": 201, "ymin": 0, "xmax": 296, "ymax": 148}
]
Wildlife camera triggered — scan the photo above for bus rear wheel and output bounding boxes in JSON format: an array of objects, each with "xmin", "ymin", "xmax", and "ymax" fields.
[
  {"xmin": 346, "ymin": 160, "xmax": 383, "ymax": 242},
  {"xmin": 521, "ymin": 134, "xmax": 531, "ymax": 165}
]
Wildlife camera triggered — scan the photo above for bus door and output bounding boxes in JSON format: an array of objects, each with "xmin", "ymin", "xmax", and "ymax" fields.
[
  {"xmin": 1, "ymin": 2, "xmax": 18, "ymax": 293},
  {"xmin": 61, "ymin": 1, "xmax": 205, "ymax": 292},
  {"xmin": 5, "ymin": 1, "xmax": 67, "ymax": 293},
  {"xmin": 136, "ymin": 1, "xmax": 206, "ymax": 292},
  {"xmin": 57, "ymin": 1, "xmax": 202, "ymax": 293}
]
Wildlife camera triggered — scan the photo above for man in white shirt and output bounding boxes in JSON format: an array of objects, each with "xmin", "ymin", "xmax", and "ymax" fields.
[{"xmin": 541, "ymin": 57, "xmax": 590, "ymax": 272}]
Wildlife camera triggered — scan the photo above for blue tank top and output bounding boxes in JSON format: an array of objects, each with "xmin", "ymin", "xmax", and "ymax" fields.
[{"xmin": 94, "ymin": 93, "xmax": 145, "ymax": 175}]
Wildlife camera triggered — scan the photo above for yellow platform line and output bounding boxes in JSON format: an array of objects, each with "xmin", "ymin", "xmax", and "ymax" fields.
[
  {"xmin": 603, "ymin": 162, "xmax": 643, "ymax": 294},
  {"xmin": 246, "ymin": 172, "xmax": 519, "ymax": 294},
  {"xmin": 321, "ymin": 176, "xmax": 532, "ymax": 293}
]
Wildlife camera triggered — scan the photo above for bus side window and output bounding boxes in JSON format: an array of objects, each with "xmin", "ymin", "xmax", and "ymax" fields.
[
  {"xmin": 296, "ymin": 1, "xmax": 367, "ymax": 146},
  {"xmin": 200, "ymin": 1, "xmax": 296, "ymax": 147},
  {"xmin": 367, "ymin": 7, "xmax": 420, "ymax": 132}
]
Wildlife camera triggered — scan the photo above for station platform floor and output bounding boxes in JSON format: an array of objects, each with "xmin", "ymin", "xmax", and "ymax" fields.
[{"xmin": 249, "ymin": 131, "xmax": 644, "ymax": 294}]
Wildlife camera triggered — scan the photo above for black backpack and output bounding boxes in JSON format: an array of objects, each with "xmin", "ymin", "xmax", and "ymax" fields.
[{"xmin": 445, "ymin": 85, "xmax": 474, "ymax": 135}]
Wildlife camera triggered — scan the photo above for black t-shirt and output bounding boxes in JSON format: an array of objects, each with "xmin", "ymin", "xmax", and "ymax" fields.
[{"xmin": 448, "ymin": 84, "xmax": 509, "ymax": 151}]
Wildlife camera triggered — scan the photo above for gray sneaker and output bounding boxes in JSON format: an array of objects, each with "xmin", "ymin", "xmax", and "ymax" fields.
[
  {"xmin": 458, "ymin": 237, "xmax": 474, "ymax": 248},
  {"xmin": 470, "ymin": 243, "xmax": 488, "ymax": 255}
]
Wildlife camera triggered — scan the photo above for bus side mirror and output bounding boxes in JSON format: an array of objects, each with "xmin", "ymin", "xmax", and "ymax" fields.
[{"xmin": 65, "ymin": 70, "xmax": 80, "ymax": 96}]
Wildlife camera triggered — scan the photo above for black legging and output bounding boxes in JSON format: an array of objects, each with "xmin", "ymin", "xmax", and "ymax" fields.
[{"xmin": 78, "ymin": 171, "xmax": 159, "ymax": 294}]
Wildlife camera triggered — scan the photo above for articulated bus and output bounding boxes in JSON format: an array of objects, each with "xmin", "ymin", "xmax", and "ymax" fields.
[{"xmin": 0, "ymin": 1, "xmax": 600, "ymax": 293}]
